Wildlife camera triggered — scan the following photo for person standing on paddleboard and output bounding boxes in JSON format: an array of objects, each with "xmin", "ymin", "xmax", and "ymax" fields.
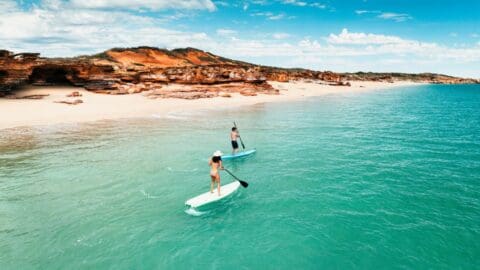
[
  {"xmin": 209, "ymin": 151, "xmax": 224, "ymax": 196},
  {"xmin": 231, "ymin": 127, "xmax": 240, "ymax": 154}
]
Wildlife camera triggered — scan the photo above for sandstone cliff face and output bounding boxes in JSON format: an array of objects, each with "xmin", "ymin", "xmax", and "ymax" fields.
[
  {"xmin": 0, "ymin": 50, "xmax": 92, "ymax": 91},
  {"xmin": 0, "ymin": 47, "xmax": 280, "ymax": 96},
  {"xmin": 0, "ymin": 50, "xmax": 42, "ymax": 91},
  {"xmin": 1, "ymin": 47, "xmax": 478, "ymax": 98}
]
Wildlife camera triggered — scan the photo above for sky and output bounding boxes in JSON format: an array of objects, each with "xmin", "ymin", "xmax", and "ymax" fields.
[{"xmin": 1, "ymin": 0, "xmax": 479, "ymax": 78}]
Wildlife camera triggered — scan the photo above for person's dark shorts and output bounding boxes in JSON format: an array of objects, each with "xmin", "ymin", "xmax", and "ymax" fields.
[{"xmin": 231, "ymin": 140, "xmax": 239, "ymax": 149}]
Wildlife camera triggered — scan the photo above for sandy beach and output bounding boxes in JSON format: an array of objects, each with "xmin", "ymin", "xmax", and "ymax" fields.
[{"xmin": 0, "ymin": 81, "xmax": 420, "ymax": 130}]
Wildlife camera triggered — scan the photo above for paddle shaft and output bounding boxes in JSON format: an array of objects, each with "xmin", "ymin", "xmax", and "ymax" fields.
[
  {"xmin": 233, "ymin": 122, "xmax": 246, "ymax": 149},
  {"xmin": 224, "ymin": 168, "xmax": 249, "ymax": 188}
]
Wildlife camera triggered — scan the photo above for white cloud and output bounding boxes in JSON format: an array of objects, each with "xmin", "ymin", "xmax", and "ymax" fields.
[
  {"xmin": 0, "ymin": 1, "xmax": 213, "ymax": 56},
  {"xmin": 327, "ymin": 29, "xmax": 405, "ymax": 45},
  {"xmin": 313, "ymin": 29, "xmax": 480, "ymax": 63},
  {"xmin": 269, "ymin": 13, "xmax": 285, "ymax": 20},
  {"xmin": 355, "ymin": 10, "xmax": 368, "ymax": 14},
  {"xmin": 214, "ymin": 1, "xmax": 229, "ymax": 7},
  {"xmin": 273, "ymin": 33, "xmax": 291, "ymax": 39},
  {"xmin": 355, "ymin": 10, "xmax": 379, "ymax": 15},
  {"xmin": 252, "ymin": 11, "xmax": 286, "ymax": 20},
  {"xmin": 377, "ymin": 12, "xmax": 412, "ymax": 22},
  {"xmin": 283, "ymin": 0, "xmax": 307, "ymax": 6},
  {"xmin": 283, "ymin": 0, "xmax": 326, "ymax": 9},
  {"xmin": 216, "ymin": 28, "xmax": 237, "ymax": 36},
  {"xmin": 0, "ymin": 0, "xmax": 18, "ymax": 12},
  {"xmin": 249, "ymin": 0, "xmax": 269, "ymax": 5},
  {"xmin": 310, "ymin": 3, "xmax": 326, "ymax": 9},
  {"xmin": 356, "ymin": 10, "xmax": 411, "ymax": 22},
  {"xmin": 69, "ymin": 0, "xmax": 217, "ymax": 11}
]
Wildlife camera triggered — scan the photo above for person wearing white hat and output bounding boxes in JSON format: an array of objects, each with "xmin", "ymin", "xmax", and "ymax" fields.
[{"xmin": 209, "ymin": 150, "xmax": 224, "ymax": 196}]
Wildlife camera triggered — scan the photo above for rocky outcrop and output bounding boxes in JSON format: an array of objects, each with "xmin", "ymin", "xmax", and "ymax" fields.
[
  {"xmin": 261, "ymin": 67, "xmax": 341, "ymax": 82},
  {"xmin": 143, "ymin": 82, "xmax": 278, "ymax": 99},
  {"xmin": 66, "ymin": 91, "xmax": 82, "ymax": 97},
  {"xmin": 0, "ymin": 47, "xmax": 281, "ymax": 96},
  {"xmin": 54, "ymin": 99, "xmax": 83, "ymax": 105},
  {"xmin": 3, "ymin": 93, "xmax": 49, "ymax": 99},
  {"xmin": 341, "ymin": 72, "xmax": 479, "ymax": 84},
  {"xmin": 1, "ymin": 47, "xmax": 478, "ymax": 98}
]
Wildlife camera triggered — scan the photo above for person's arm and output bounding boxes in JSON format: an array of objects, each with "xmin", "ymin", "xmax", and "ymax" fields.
[
  {"xmin": 219, "ymin": 161, "xmax": 224, "ymax": 170},
  {"xmin": 208, "ymin": 158, "xmax": 212, "ymax": 166}
]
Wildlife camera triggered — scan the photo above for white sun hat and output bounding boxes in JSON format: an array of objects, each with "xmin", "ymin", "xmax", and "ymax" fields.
[{"xmin": 213, "ymin": 150, "xmax": 223, "ymax": 157}]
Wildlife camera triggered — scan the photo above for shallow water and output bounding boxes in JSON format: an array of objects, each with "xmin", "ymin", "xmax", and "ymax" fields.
[{"xmin": 1, "ymin": 84, "xmax": 479, "ymax": 269}]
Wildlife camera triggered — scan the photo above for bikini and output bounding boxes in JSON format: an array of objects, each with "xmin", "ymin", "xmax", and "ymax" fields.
[{"xmin": 210, "ymin": 161, "xmax": 220, "ymax": 178}]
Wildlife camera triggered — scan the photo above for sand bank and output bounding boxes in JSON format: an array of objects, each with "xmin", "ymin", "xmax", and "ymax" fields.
[{"xmin": 0, "ymin": 81, "xmax": 421, "ymax": 130}]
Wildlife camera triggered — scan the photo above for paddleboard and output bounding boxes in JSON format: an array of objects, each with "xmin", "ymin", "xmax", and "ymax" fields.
[
  {"xmin": 185, "ymin": 181, "xmax": 240, "ymax": 208},
  {"xmin": 221, "ymin": 149, "xmax": 256, "ymax": 160}
]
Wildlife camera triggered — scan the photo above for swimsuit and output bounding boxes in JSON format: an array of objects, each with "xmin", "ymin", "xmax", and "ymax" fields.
[
  {"xmin": 210, "ymin": 161, "xmax": 220, "ymax": 178},
  {"xmin": 231, "ymin": 140, "xmax": 239, "ymax": 149}
]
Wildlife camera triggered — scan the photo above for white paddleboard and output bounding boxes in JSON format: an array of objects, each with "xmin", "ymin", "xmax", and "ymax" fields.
[{"xmin": 185, "ymin": 181, "xmax": 240, "ymax": 208}]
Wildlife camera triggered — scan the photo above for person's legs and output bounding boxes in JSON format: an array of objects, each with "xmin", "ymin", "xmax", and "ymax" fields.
[
  {"xmin": 210, "ymin": 175, "xmax": 215, "ymax": 193},
  {"xmin": 217, "ymin": 175, "xmax": 221, "ymax": 196},
  {"xmin": 232, "ymin": 141, "xmax": 239, "ymax": 155}
]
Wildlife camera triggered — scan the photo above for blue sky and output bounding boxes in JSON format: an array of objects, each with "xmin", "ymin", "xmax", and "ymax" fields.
[{"xmin": 1, "ymin": 0, "xmax": 479, "ymax": 77}]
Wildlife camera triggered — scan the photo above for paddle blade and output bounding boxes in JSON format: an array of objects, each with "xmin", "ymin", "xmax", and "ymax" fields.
[
  {"xmin": 224, "ymin": 168, "xmax": 249, "ymax": 188},
  {"xmin": 238, "ymin": 180, "xmax": 249, "ymax": 188}
]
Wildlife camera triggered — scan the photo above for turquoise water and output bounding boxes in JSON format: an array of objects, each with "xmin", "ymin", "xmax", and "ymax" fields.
[{"xmin": 1, "ymin": 84, "xmax": 479, "ymax": 269}]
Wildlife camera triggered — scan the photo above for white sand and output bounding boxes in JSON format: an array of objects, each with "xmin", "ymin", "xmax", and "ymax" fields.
[{"xmin": 0, "ymin": 81, "xmax": 421, "ymax": 130}]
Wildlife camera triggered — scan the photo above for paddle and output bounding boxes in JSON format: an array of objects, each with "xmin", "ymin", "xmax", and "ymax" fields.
[
  {"xmin": 233, "ymin": 121, "xmax": 246, "ymax": 149},
  {"xmin": 224, "ymin": 168, "xmax": 249, "ymax": 188}
]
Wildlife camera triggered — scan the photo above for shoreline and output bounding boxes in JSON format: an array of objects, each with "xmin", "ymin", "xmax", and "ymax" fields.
[{"xmin": 0, "ymin": 81, "xmax": 422, "ymax": 130}]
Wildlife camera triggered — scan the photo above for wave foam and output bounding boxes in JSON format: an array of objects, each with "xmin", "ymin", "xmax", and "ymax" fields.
[{"xmin": 185, "ymin": 207, "xmax": 206, "ymax": 216}]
